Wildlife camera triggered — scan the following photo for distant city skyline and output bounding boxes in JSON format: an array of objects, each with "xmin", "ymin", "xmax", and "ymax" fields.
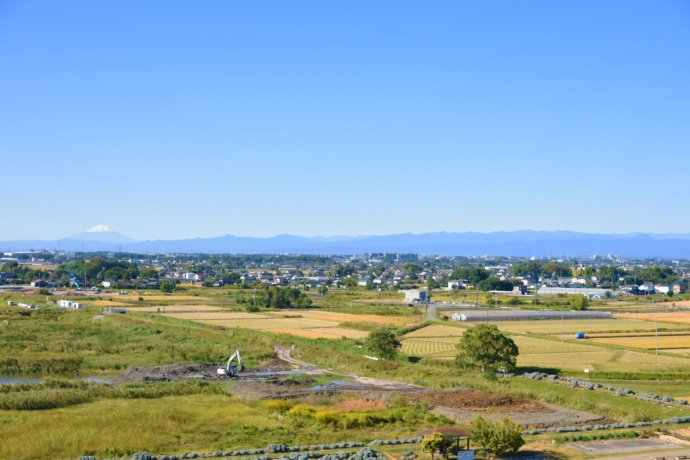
[{"xmin": 2, "ymin": 1, "xmax": 689, "ymax": 241}]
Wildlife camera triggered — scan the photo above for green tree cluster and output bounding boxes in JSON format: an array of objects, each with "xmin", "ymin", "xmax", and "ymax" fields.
[
  {"xmin": 470, "ymin": 413, "xmax": 525, "ymax": 457},
  {"xmin": 477, "ymin": 277, "xmax": 514, "ymax": 291},
  {"xmin": 455, "ymin": 324, "xmax": 519, "ymax": 372},
  {"xmin": 365, "ymin": 328, "xmax": 401, "ymax": 360},
  {"xmin": 449, "ymin": 267, "xmax": 489, "ymax": 286},
  {"xmin": 421, "ymin": 433, "xmax": 455, "ymax": 460},
  {"xmin": 255, "ymin": 287, "xmax": 311, "ymax": 309}
]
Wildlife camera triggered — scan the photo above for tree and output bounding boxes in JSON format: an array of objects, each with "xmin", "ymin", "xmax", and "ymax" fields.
[
  {"xmin": 572, "ymin": 293, "xmax": 588, "ymax": 311},
  {"xmin": 470, "ymin": 413, "xmax": 524, "ymax": 457},
  {"xmin": 139, "ymin": 267, "xmax": 158, "ymax": 279},
  {"xmin": 477, "ymin": 277, "xmax": 514, "ymax": 291},
  {"xmin": 455, "ymin": 324, "xmax": 519, "ymax": 372},
  {"xmin": 365, "ymin": 328, "xmax": 401, "ymax": 361},
  {"xmin": 421, "ymin": 433, "xmax": 456, "ymax": 460},
  {"xmin": 160, "ymin": 281, "xmax": 175, "ymax": 293},
  {"xmin": 427, "ymin": 277, "xmax": 439, "ymax": 290},
  {"xmin": 317, "ymin": 286, "xmax": 328, "ymax": 296}
]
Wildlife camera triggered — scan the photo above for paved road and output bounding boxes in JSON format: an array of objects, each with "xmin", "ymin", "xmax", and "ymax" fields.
[
  {"xmin": 274, "ymin": 345, "xmax": 424, "ymax": 391},
  {"xmin": 592, "ymin": 447, "xmax": 690, "ymax": 460},
  {"xmin": 568, "ymin": 438, "xmax": 690, "ymax": 459}
]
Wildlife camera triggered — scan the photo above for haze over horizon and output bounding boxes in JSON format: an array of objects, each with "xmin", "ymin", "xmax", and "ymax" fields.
[{"xmin": 2, "ymin": 1, "xmax": 689, "ymax": 241}]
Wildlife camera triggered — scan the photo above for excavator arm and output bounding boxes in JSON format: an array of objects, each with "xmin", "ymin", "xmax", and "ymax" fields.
[{"xmin": 217, "ymin": 349, "xmax": 244, "ymax": 376}]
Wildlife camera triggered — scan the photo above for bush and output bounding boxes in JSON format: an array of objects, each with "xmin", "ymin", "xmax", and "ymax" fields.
[
  {"xmin": 264, "ymin": 400, "xmax": 293, "ymax": 414},
  {"xmin": 287, "ymin": 404, "xmax": 317, "ymax": 418},
  {"xmin": 470, "ymin": 414, "xmax": 525, "ymax": 457}
]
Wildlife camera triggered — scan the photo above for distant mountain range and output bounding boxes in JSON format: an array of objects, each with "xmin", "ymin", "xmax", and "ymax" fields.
[{"xmin": 2, "ymin": 229, "xmax": 690, "ymax": 259}]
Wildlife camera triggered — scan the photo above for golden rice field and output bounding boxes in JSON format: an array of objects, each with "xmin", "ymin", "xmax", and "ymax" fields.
[
  {"xmin": 267, "ymin": 328, "xmax": 343, "ymax": 339},
  {"xmin": 583, "ymin": 331, "xmax": 690, "ymax": 338},
  {"xmin": 113, "ymin": 295, "xmax": 213, "ymax": 301},
  {"xmin": 124, "ymin": 305, "xmax": 222, "ymax": 312},
  {"xmin": 292, "ymin": 310, "xmax": 408, "ymax": 325},
  {"xmin": 399, "ymin": 331, "xmax": 690, "ymax": 373},
  {"xmin": 306, "ymin": 327, "xmax": 369, "ymax": 339},
  {"xmin": 486, "ymin": 319, "xmax": 690, "ymax": 336},
  {"xmin": 87, "ymin": 300, "xmax": 135, "ymax": 307},
  {"xmin": 592, "ymin": 335, "xmax": 690, "ymax": 350},
  {"xmin": 159, "ymin": 310, "xmax": 405, "ymax": 339},
  {"xmin": 616, "ymin": 312, "xmax": 690, "ymax": 325},
  {"xmin": 661, "ymin": 300, "xmax": 690, "ymax": 307},
  {"xmin": 402, "ymin": 325, "xmax": 465, "ymax": 338},
  {"xmin": 163, "ymin": 312, "xmax": 270, "ymax": 320},
  {"xmin": 191, "ymin": 317, "xmax": 338, "ymax": 330}
]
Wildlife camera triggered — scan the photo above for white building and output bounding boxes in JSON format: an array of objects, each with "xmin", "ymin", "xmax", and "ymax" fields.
[
  {"xmin": 403, "ymin": 289, "xmax": 429, "ymax": 304},
  {"xmin": 57, "ymin": 299, "xmax": 84, "ymax": 309}
]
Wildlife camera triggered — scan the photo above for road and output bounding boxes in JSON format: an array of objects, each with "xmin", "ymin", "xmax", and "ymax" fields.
[{"xmin": 274, "ymin": 345, "xmax": 424, "ymax": 391}]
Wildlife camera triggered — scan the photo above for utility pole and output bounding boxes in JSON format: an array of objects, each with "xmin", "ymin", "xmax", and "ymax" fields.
[
  {"xmin": 656, "ymin": 322, "xmax": 658, "ymax": 356},
  {"xmin": 562, "ymin": 312, "xmax": 564, "ymax": 343}
]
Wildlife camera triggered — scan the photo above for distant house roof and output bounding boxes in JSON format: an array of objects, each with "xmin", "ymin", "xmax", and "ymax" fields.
[{"xmin": 414, "ymin": 427, "xmax": 471, "ymax": 437}]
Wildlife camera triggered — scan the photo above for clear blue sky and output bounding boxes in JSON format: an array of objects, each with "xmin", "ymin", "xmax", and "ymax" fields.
[{"xmin": 2, "ymin": 1, "xmax": 689, "ymax": 241}]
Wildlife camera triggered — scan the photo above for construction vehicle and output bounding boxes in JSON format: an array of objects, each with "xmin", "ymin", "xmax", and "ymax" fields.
[{"xmin": 217, "ymin": 349, "xmax": 244, "ymax": 376}]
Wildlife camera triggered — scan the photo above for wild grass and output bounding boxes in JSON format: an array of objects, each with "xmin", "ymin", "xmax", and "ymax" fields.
[
  {"xmin": 0, "ymin": 379, "xmax": 224, "ymax": 410},
  {"xmin": 0, "ymin": 308, "xmax": 275, "ymax": 374},
  {"xmin": 0, "ymin": 392, "xmax": 449, "ymax": 459}
]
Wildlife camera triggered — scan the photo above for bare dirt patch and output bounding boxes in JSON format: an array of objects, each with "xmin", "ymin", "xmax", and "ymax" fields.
[
  {"xmin": 112, "ymin": 360, "xmax": 291, "ymax": 384},
  {"xmin": 408, "ymin": 389, "xmax": 546, "ymax": 413}
]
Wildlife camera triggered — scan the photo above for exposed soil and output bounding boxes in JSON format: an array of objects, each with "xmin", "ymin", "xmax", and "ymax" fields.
[
  {"xmin": 408, "ymin": 388, "xmax": 546, "ymax": 413},
  {"xmin": 112, "ymin": 360, "xmax": 292, "ymax": 384},
  {"xmin": 112, "ymin": 346, "xmax": 605, "ymax": 429}
]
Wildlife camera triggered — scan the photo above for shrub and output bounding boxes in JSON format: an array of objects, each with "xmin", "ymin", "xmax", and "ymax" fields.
[
  {"xmin": 287, "ymin": 404, "xmax": 316, "ymax": 418},
  {"xmin": 264, "ymin": 400, "xmax": 293, "ymax": 414},
  {"xmin": 470, "ymin": 414, "xmax": 524, "ymax": 457},
  {"xmin": 315, "ymin": 411, "xmax": 341, "ymax": 426}
]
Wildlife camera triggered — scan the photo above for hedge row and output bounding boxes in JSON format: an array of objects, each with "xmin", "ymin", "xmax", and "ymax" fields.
[
  {"xmin": 521, "ymin": 372, "xmax": 689, "ymax": 406},
  {"xmin": 79, "ymin": 440, "xmax": 407, "ymax": 460},
  {"xmin": 522, "ymin": 416, "xmax": 690, "ymax": 435},
  {"xmin": 368, "ymin": 438, "xmax": 422, "ymax": 446}
]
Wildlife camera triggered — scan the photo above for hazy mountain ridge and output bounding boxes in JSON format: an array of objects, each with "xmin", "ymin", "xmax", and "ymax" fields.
[{"xmin": 2, "ymin": 230, "xmax": 690, "ymax": 258}]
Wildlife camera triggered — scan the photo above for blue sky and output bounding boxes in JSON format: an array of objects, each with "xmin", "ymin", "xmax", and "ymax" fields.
[{"xmin": 1, "ymin": 1, "xmax": 689, "ymax": 241}]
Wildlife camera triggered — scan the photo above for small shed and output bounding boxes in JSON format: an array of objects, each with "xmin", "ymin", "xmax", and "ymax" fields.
[{"xmin": 414, "ymin": 427, "xmax": 471, "ymax": 451}]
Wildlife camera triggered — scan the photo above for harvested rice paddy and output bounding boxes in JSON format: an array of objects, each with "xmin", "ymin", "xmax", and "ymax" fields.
[
  {"xmin": 616, "ymin": 311, "xmax": 690, "ymax": 325},
  {"xmin": 192, "ymin": 317, "xmax": 338, "ymax": 329},
  {"xmin": 592, "ymin": 335, "xmax": 690, "ymax": 350},
  {"xmin": 305, "ymin": 327, "xmax": 369, "ymax": 339},
  {"xmin": 485, "ymin": 319, "xmax": 689, "ymax": 335},
  {"xmin": 402, "ymin": 325, "xmax": 465, "ymax": 338},
  {"xmin": 266, "ymin": 328, "xmax": 343, "ymax": 339},
  {"xmin": 123, "ymin": 305, "xmax": 222, "ymax": 312},
  {"xmin": 113, "ymin": 295, "xmax": 213, "ymax": 301},
  {"xmin": 163, "ymin": 312, "xmax": 270, "ymax": 320},
  {"xmin": 292, "ymin": 310, "xmax": 408, "ymax": 325},
  {"xmin": 401, "ymin": 338, "xmax": 457, "ymax": 357},
  {"xmin": 399, "ymin": 326, "xmax": 690, "ymax": 372}
]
